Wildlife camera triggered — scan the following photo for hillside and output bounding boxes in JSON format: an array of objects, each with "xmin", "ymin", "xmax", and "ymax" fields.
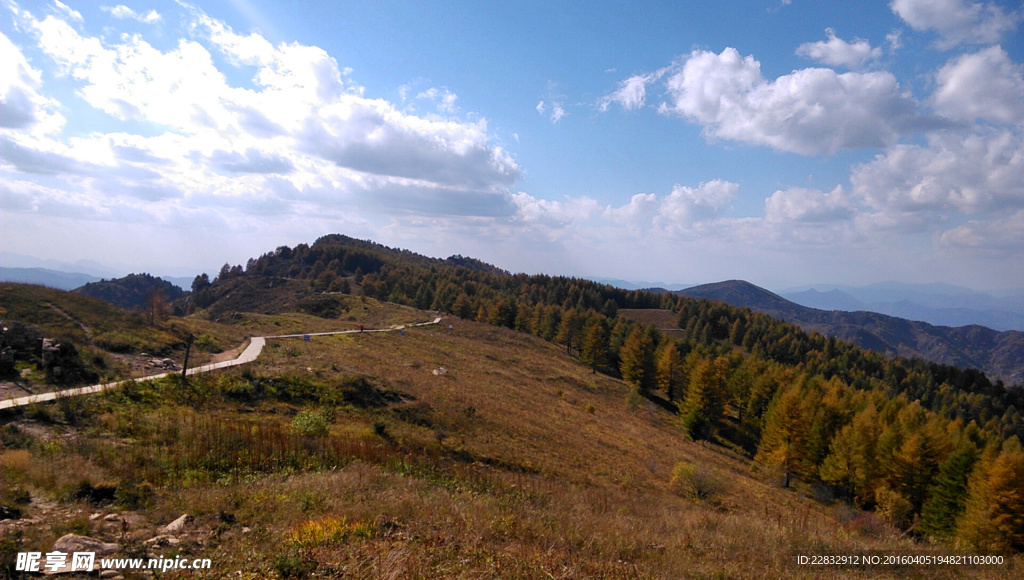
[
  {"xmin": 677, "ymin": 280, "xmax": 1024, "ymax": 385},
  {"xmin": 4, "ymin": 235, "xmax": 1024, "ymax": 574},
  {"xmin": 4, "ymin": 299, "xmax": 1017, "ymax": 578},
  {"xmin": 74, "ymin": 273, "xmax": 187, "ymax": 311}
]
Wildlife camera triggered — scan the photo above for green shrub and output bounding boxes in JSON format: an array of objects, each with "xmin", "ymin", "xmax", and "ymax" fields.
[
  {"xmin": 291, "ymin": 408, "xmax": 332, "ymax": 438},
  {"xmin": 271, "ymin": 551, "xmax": 316, "ymax": 579},
  {"xmin": 669, "ymin": 461, "xmax": 726, "ymax": 502}
]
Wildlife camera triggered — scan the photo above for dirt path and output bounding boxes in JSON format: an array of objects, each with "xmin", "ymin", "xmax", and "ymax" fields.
[
  {"xmin": 45, "ymin": 301, "xmax": 94, "ymax": 340},
  {"xmin": 0, "ymin": 317, "xmax": 442, "ymax": 411}
]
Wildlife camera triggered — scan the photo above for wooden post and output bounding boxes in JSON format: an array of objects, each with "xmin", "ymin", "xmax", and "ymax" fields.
[{"xmin": 181, "ymin": 334, "xmax": 195, "ymax": 386}]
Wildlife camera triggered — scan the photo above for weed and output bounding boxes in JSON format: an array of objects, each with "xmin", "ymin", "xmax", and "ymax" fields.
[
  {"xmin": 291, "ymin": 408, "xmax": 332, "ymax": 438},
  {"xmin": 287, "ymin": 516, "xmax": 374, "ymax": 548},
  {"xmin": 625, "ymin": 387, "xmax": 641, "ymax": 410},
  {"xmin": 270, "ymin": 551, "xmax": 316, "ymax": 579},
  {"xmin": 669, "ymin": 461, "xmax": 727, "ymax": 502}
]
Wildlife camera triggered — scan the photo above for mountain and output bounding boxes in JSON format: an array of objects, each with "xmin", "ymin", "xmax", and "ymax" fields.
[
  {"xmin": 679, "ymin": 280, "xmax": 1024, "ymax": 385},
  {"xmin": 0, "ymin": 267, "xmax": 101, "ymax": 290},
  {"xmin": 592, "ymin": 277, "xmax": 696, "ymax": 291},
  {"xmin": 781, "ymin": 282, "xmax": 1024, "ymax": 332},
  {"xmin": 783, "ymin": 288, "xmax": 866, "ymax": 312},
  {"xmin": 6, "ymin": 235, "xmax": 1024, "ymax": 559}
]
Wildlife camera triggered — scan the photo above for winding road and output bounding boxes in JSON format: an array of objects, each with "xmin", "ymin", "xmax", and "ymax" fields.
[{"xmin": 0, "ymin": 317, "xmax": 443, "ymax": 411}]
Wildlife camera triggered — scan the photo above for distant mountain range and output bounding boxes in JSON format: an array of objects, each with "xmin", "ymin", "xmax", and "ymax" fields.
[
  {"xmin": 780, "ymin": 283, "xmax": 1024, "ymax": 332},
  {"xmin": 615, "ymin": 277, "xmax": 1024, "ymax": 333},
  {"xmin": 674, "ymin": 280, "xmax": 1024, "ymax": 385},
  {"xmin": 0, "ymin": 267, "xmax": 102, "ymax": 291},
  {"xmin": 592, "ymin": 277, "xmax": 695, "ymax": 292},
  {"xmin": 0, "ymin": 266, "xmax": 193, "ymax": 292}
]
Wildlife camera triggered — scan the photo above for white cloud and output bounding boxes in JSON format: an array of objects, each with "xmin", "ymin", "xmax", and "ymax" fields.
[
  {"xmin": 656, "ymin": 179, "xmax": 737, "ymax": 227},
  {"xmin": 765, "ymin": 186, "xmax": 854, "ymax": 223},
  {"xmin": 102, "ymin": 5, "xmax": 161, "ymax": 24},
  {"xmin": 796, "ymin": 28, "xmax": 882, "ymax": 68},
  {"xmin": 416, "ymin": 87, "xmax": 459, "ymax": 114},
  {"xmin": 604, "ymin": 192, "xmax": 659, "ymax": 224},
  {"xmin": 0, "ymin": 31, "xmax": 64, "ymax": 135},
  {"xmin": 549, "ymin": 102, "xmax": 565, "ymax": 123},
  {"xmin": 52, "ymin": 1, "xmax": 82, "ymax": 23},
  {"xmin": 851, "ymin": 130, "xmax": 1024, "ymax": 214},
  {"xmin": 536, "ymin": 99, "xmax": 566, "ymax": 123},
  {"xmin": 0, "ymin": 3, "xmax": 520, "ymax": 228},
  {"xmin": 657, "ymin": 48, "xmax": 922, "ymax": 155},
  {"xmin": 510, "ymin": 191, "xmax": 600, "ymax": 224},
  {"xmin": 599, "ymin": 70, "xmax": 664, "ymax": 111},
  {"xmin": 512, "ymin": 180, "xmax": 737, "ymax": 234},
  {"xmin": 890, "ymin": 0, "xmax": 1021, "ymax": 48},
  {"xmin": 931, "ymin": 46, "xmax": 1024, "ymax": 125},
  {"xmin": 940, "ymin": 209, "xmax": 1024, "ymax": 251}
]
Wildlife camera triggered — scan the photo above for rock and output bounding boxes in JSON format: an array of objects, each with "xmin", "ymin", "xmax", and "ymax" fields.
[
  {"xmin": 99, "ymin": 571, "xmax": 123, "ymax": 579},
  {"xmin": 159, "ymin": 513, "xmax": 191, "ymax": 534},
  {"xmin": 89, "ymin": 513, "xmax": 103, "ymax": 521},
  {"xmin": 144, "ymin": 535, "xmax": 180, "ymax": 546},
  {"xmin": 104, "ymin": 513, "xmax": 121, "ymax": 522},
  {"xmin": 42, "ymin": 534, "xmax": 119, "ymax": 573},
  {"xmin": 52, "ymin": 534, "xmax": 119, "ymax": 557}
]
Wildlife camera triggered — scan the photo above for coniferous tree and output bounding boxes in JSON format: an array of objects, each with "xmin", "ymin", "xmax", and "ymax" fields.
[
  {"xmin": 756, "ymin": 386, "xmax": 812, "ymax": 487},
  {"xmin": 919, "ymin": 444, "xmax": 979, "ymax": 540},
  {"xmin": 580, "ymin": 318, "xmax": 610, "ymax": 373},
  {"xmin": 656, "ymin": 340, "xmax": 684, "ymax": 401},
  {"xmin": 956, "ymin": 438, "xmax": 1024, "ymax": 552},
  {"xmin": 619, "ymin": 325, "xmax": 655, "ymax": 391},
  {"xmin": 681, "ymin": 356, "xmax": 729, "ymax": 440},
  {"xmin": 821, "ymin": 405, "xmax": 881, "ymax": 507}
]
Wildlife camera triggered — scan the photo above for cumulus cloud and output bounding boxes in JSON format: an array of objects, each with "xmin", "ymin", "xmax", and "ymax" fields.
[
  {"xmin": 940, "ymin": 209, "xmax": 1024, "ymax": 251},
  {"xmin": 0, "ymin": 3, "xmax": 520, "ymax": 228},
  {"xmin": 511, "ymin": 191, "xmax": 600, "ymax": 224},
  {"xmin": 101, "ymin": 5, "xmax": 161, "ymax": 24},
  {"xmin": 796, "ymin": 29, "xmax": 883, "ymax": 68},
  {"xmin": 890, "ymin": 0, "xmax": 1022, "ymax": 48},
  {"xmin": 656, "ymin": 180, "xmax": 737, "ymax": 226},
  {"xmin": 851, "ymin": 130, "xmax": 1024, "ymax": 214},
  {"xmin": 656, "ymin": 48, "xmax": 924, "ymax": 155},
  {"xmin": 765, "ymin": 186, "xmax": 854, "ymax": 223},
  {"xmin": 511, "ymin": 180, "xmax": 737, "ymax": 234},
  {"xmin": 0, "ymin": 32, "xmax": 63, "ymax": 134},
  {"xmin": 931, "ymin": 46, "xmax": 1024, "ymax": 124},
  {"xmin": 604, "ymin": 192, "xmax": 659, "ymax": 224}
]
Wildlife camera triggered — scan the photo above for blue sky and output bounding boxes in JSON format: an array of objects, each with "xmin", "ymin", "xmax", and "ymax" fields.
[{"xmin": 1, "ymin": 0, "xmax": 1022, "ymax": 291}]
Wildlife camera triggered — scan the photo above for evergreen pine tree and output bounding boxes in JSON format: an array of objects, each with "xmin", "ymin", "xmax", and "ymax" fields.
[{"xmin": 919, "ymin": 444, "xmax": 978, "ymax": 540}]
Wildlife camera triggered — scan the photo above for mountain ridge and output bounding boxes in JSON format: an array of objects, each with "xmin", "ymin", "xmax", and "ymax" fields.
[{"xmin": 676, "ymin": 280, "xmax": 1024, "ymax": 385}]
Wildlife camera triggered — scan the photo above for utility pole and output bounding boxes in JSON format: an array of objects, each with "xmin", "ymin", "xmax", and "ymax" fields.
[{"xmin": 181, "ymin": 334, "xmax": 196, "ymax": 386}]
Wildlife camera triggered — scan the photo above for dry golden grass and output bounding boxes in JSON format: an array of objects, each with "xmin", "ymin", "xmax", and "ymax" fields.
[{"xmin": 2, "ymin": 301, "xmax": 1020, "ymax": 579}]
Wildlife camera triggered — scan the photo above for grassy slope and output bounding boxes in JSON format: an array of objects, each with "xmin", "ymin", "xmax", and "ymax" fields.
[{"xmin": 2, "ymin": 298, "xmax": 1017, "ymax": 578}]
